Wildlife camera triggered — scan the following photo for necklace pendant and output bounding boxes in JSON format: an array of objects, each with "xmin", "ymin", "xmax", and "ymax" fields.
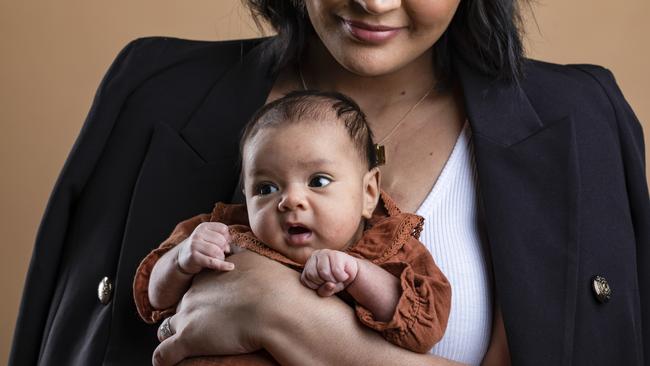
[{"xmin": 375, "ymin": 144, "xmax": 386, "ymax": 166}]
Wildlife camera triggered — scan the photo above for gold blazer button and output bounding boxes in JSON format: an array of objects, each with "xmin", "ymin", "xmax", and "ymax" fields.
[
  {"xmin": 592, "ymin": 275, "xmax": 612, "ymax": 303},
  {"xmin": 97, "ymin": 277, "xmax": 113, "ymax": 305}
]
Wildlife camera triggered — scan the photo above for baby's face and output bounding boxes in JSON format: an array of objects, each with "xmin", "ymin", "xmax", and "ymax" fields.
[{"xmin": 242, "ymin": 119, "xmax": 379, "ymax": 264}]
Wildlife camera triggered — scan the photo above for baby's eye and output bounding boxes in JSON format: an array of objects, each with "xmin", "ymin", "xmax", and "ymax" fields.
[
  {"xmin": 256, "ymin": 183, "xmax": 279, "ymax": 195},
  {"xmin": 309, "ymin": 176, "xmax": 332, "ymax": 188}
]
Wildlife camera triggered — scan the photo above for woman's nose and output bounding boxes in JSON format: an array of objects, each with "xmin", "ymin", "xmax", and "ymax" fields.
[
  {"xmin": 277, "ymin": 187, "xmax": 308, "ymax": 211},
  {"xmin": 353, "ymin": 0, "xmax": 401, "ymax": 15}
]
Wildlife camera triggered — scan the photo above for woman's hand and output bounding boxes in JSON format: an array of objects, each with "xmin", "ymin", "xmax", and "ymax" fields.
[
  {"xmin": 152, "ymin": 250, "xmax": 277, "ymax": 366},
  {"xmin": 153, "ymin": 250, "xmax": 464, "ymax": 366}
]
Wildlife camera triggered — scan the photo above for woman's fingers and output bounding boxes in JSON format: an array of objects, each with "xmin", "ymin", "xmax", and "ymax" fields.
[
  {"xmin": 152, "ymin": 333, "xmax": 188, "ymax": 366},
  {"xmin": 153, "ymin": 316, "xmax": 187, "ymax": 366},
  {"xmin": 157, "ymin": 316, "xmax": 175, "ymax": 342},
  {"xmin": 159, "ymin": 252, "xmax": 275, "ymax": 363}
]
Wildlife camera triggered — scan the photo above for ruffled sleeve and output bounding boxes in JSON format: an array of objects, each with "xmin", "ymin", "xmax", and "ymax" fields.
[
  {"xmin": 348, "ymin": 192, "xmax": 451, "ymax": 353},
  {"xmin": 354, "ymin": 246, "xmax": 451, "ymax": 353}
]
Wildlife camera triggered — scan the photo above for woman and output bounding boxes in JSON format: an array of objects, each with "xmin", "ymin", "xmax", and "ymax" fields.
[{"xmin": 10, "ymin": 0, "xmax": 648, "ymax": 365}]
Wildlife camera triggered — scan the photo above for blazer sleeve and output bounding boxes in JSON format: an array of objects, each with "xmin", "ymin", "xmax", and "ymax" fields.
[
  {"xmin": 354, "ymin": 236, "xmax": 452, "ymax": 353},
  {"xmin": 9, "ymin": 38, "xmax": 157, "ymax": 366},
  {"xmin": 579, "ymin": 65, "xmax": 650, "ymax": 361}
]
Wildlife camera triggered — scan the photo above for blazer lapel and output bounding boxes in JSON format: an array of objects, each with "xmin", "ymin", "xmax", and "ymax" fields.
[
  {"xmin": 457, "ymin": 58, "xmax": 580, "ymax": 365},
  {"xmin": 180, "ymin": 39, "xmax": 278, "ymax": 164},
  {"xmin": 108, "ymin": 40, "xmax": 279, "ymax": 355}
]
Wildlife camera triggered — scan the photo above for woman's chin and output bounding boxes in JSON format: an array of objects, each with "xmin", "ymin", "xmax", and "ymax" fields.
[
  {"xmin": 308, "ymin": 34, "xmax": 430, "ymax": 79},
  {"xmin": 331, "ymin": 46, "xmax": 431, "ymax": 78},
  {"xmin": 335, "ymin": 54, "xmax": 406, "ymax": 78}
]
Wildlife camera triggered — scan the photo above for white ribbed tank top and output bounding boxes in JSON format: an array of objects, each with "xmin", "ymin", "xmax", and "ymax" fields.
[{"xmin": 416, "ymin": 122, "xmax": 493, "ymax": 365}]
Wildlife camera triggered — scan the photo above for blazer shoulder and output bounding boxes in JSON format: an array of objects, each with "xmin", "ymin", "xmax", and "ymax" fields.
[
  {"xmin": 115, "ymin": 36, "xmax": 269, "ymax": 74},
  {"xmin": 520, "ymin": 59, "xmax": 630, "ymax": 122},
  {"xmin": 127, "ymin": 36, "xmax": 268, "ymax": 58},
  {"xmin": 523, "ymin": 59, "xmax": 615, "ymax": 96},
  {"xmin": 522, "ymin": 59, "xmax": 644, "ymax": 164}
]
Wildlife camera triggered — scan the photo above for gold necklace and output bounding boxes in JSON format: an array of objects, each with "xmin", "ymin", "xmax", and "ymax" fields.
[{"xmin": 298, "ymin": 65, "xmax": 433, "ymax": 165}]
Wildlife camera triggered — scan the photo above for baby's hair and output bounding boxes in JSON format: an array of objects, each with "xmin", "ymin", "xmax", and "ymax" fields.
[{"xmin": 240, "ymin": 90, "xmax": 378, "ymax": 170}]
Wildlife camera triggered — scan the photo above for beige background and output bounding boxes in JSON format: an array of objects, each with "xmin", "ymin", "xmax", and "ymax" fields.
[{"xmin": 1, "ymin": 1, "xmax": 648, "ymax": 364}]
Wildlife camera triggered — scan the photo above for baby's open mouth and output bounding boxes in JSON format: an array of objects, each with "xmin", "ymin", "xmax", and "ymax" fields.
[
  {"xmin": 285, "ymin": 224, "xmax": 313, "ymax": 246},
  {"xmin": 288, "ymin": 225, "xmax": 311, "ymax": 235}
]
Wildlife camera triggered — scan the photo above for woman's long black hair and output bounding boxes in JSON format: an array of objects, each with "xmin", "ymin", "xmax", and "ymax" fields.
[{"xmin": 245, "ymin": 0, "xmax": 528, "ymax": 84}]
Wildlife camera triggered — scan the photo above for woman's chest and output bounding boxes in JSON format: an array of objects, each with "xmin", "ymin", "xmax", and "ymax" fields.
[{"xmin": 379, "ymin": 114, "xmax": 465, "ymax": 212}]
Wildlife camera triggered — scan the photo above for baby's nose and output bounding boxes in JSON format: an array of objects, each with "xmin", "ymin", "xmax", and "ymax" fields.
[{"xmin": 277, "ymin": 187, "xmax": 308, "ymax": 211}]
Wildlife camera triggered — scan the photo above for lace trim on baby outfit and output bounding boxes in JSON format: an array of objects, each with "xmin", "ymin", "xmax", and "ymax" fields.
[{"xmin": 224, "ymin": 191, "xmax": 426, "ymax": 269}]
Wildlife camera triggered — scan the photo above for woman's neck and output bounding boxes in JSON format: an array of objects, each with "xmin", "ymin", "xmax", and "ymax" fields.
[{"xmin": 300, "ymin": 38, "xmax": 439, "ymax": 122}]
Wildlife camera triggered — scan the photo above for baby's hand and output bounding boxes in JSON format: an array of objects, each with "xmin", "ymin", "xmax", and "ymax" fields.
[
  {"xmin": 176, "ymin": 222, "xmax": 234, "ymax": 274},
  {"xmin": 300, "ymin": 249, "xmax": 358, "ymax": 297}
]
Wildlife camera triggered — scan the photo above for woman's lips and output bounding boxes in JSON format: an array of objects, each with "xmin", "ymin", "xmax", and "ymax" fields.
[{"xmin": 342, "ymin": 18, "xmax": 404, "ymax": 44}]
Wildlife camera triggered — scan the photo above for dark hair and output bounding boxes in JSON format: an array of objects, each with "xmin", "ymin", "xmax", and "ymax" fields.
[
  {"xmin": 240, "ymin": 90, "xmax": 377, "ymax": 170},
  {"xmin": 245, "ymin": 0, "xmax": 528, "ymax": 84}
]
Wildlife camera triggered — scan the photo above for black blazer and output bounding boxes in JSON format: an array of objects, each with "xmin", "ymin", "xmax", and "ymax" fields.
[{"xmin": 11, "ymin": 37, "xmax": 649, "ymax": 366}]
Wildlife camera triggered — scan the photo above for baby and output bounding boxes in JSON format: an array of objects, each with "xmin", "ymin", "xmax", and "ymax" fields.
[{"xmin": 134, "ymin": 91, "xmax": 451, "ymax": 364}]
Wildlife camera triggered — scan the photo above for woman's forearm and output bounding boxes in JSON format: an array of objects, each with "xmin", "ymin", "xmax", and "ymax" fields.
[
  {"xmin": 163, "ymin": 251, "xmax": 464, "ymax": 366},
  {"xmin": 255, "ymin": 258, "xmax": 463, "ymax": 366},
  {"xmin": 263, "ymin": 293, "xmax": 462, "ymax": 366}
]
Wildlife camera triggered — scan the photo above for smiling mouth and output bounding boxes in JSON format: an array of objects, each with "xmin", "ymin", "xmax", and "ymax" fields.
[
  {"xmin": 341, "ymin": 18, "xmax": 404, "ymax": 44},
  {"xmin": 345, "ymin": 19, "xmax": 402, "ymax": 32}
]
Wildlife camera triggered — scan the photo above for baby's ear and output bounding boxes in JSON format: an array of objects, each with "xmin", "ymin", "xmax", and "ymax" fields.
[{"xmin": 362, "ymin": 167, "xmax": 381, "ymax": 219}]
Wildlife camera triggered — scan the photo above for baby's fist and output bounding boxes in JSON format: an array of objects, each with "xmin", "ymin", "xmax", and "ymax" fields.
[
  {"xmin": 177, "ymin": 222, "xmax": 234, "ymax": 274},
  {"xmin": 300, "ymin": 249, "xmax": 358, "ymax": 297}
]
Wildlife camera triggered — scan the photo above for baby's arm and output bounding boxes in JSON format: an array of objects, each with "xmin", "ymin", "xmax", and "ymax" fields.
[
  {"xmin": 134, "ymin": 203, "xmax": 250, "ymax": 324},
  {"xmin": 300, "ymin": 235, "xmax": 452, "ymax": 353},
  {"xmin": 300, "ymin": 249, "xmax": 399, "ymax": 322},
  {"xmin": 149, "ymin": 222, "xmax": 233, "ymax": 310}
]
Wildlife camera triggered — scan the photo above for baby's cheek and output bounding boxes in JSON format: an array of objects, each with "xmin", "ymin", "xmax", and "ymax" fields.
[
  {"xmin": 249, "ymin": 215, "xmax": 276, "ymax": 245},
  {"xmin": 320, "ymin": 212, "xmax": 364, "ymax": 250}
]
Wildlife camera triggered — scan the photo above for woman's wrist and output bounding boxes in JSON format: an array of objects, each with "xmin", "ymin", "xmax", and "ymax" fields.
[{"xmin": 221, "ymin": 251, "xmax": 297, "ymax": 347}]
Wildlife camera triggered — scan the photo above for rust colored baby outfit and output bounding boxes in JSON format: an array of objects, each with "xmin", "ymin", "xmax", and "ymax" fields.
[{"xmin": 133, "ymin": 192, "xmax": 451, "ymax": 365}]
